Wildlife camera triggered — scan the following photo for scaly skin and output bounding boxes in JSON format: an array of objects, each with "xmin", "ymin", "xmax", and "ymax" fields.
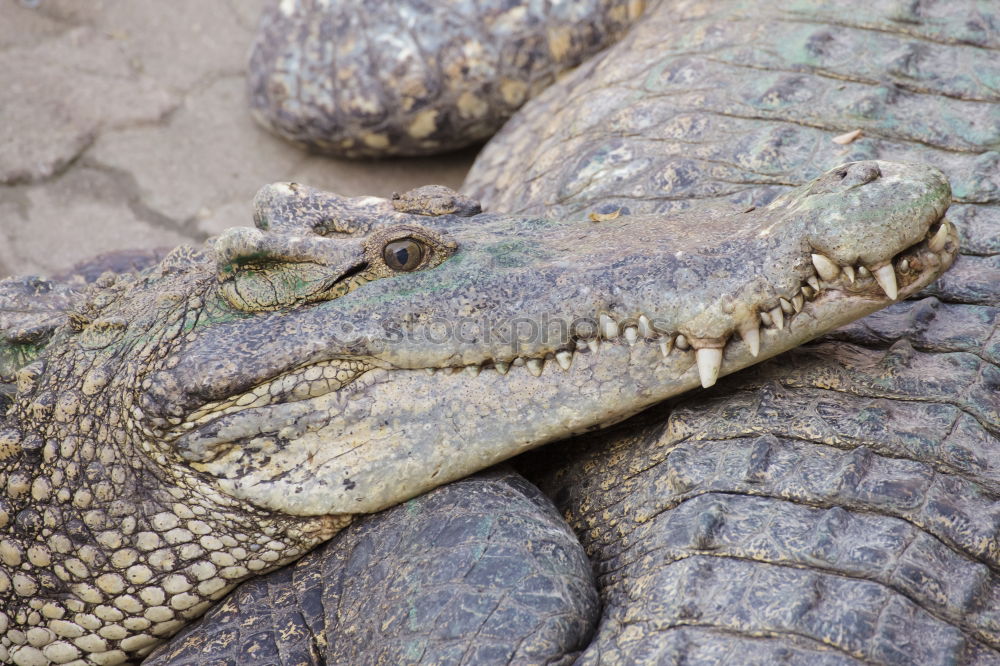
[
  {"xmin": 147, "ymin": 467, "xmax": 600, "ymax": 665},
  {"xmin": 462, "ymin": 0, "xmax": 1000, "ymax": 662},
  {"xmin": 0, "ymin": 162, "xmax": 954, "ymax": 664},
  {"xmin": 248, "ymin": 0, "xmax": 645, "ymax": 157}
]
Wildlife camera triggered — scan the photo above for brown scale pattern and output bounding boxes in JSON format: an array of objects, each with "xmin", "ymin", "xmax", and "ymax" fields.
[{"xmin": 249, "ymin": 0, "xmax": 645, "ymax": 157}]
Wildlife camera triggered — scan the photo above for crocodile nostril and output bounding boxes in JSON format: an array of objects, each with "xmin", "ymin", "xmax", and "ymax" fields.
[{"xmin": 841, "ymin": 162, "xmax": 882, "ymax": 187}]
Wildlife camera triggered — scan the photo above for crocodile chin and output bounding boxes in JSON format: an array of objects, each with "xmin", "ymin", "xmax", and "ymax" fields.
[{"xmin": 147, "ymin": 161, "xmax": 957, "ymax": 517}]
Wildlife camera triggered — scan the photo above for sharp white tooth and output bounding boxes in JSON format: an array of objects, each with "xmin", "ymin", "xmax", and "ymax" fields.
[
  {"xmin": 588, "ymin": 339, "xmax": 602, "ymax": 354},
  {"xmin": 928, "ymin": 223, "xmax": 949, "ymax": 253},
  {"xmin": 600, "ymin": 313, "xmax": 619, "ymax": 339},
  {"xmin": 494, "ymin": 361, "xmax": 510, "ymax": 375},
  {"xmin": 769, "ymin": 307, "xmax": 784, "ymax": 330},
  {"xmin": 899, "ymin": 258, "xmax": 909, "ymax": 272},
  {"xmin": 675, "ymin": 334, "xmax": 690, "ymax": 350},
  {"xmin": 791, "ymin": 293, "xmax": 804, "ymax": 313},
  {"xmin": 801, "ymin": 285, "xmax": 815, "ymax": 299},
  {"xmin": 779, "ymin": 298, "xmax": 794, "ymax": 315},
  {"xmin": 739, "ymin": 322, "xmax": 760, "ymax": 357},
  {"xmin": 638, "ymin": 315, "xmax": 654, "ymax": 338},
  {"xmin": 811, "ymin": 253, "xmax": 841, "ymax": 281},
  {"xmin": 512, "ymin": 357, "xmax": 526, "ymax": 366},
  {"xmin": 807, "ymin": 276, "xmax": 820, "ymax": 292},
  {"xmin": 695, "ymin": 348, "xmax": 723, "ymax": 388},
  {"xmin": 659, "ymin": 339, "xmax": 673, "ymax": 357},
  {"xmin": 759, "ymin": 310, "xmax": 773, "ymax": 327},
  {"xmin": 465, "ymin": 365, "xmax": 481, "ymax": 377},
  {"xmin": 842, "ymin": 265, "xmax": 856, "ymax": 284},
  {"xmin": 624, "ymin": 326, "xmax": 638, "ymax": 346},
  {"xmin": 873, "ymin": 264, "xmax": 898, "ymax": 300},
  {"xmin": 857, "ymin": 266, "xmax": 871, "ymax": 278},
  {"xmin": 556, "ymin": 350, "xmax": 573, "ymax": 370},
  {"xmin": 526, "ymin": 358, "xmax": 544, "ymax": 377},
  {"xmin": 425, "ymin": 368, "xmax": 436, "ymax": 375}
]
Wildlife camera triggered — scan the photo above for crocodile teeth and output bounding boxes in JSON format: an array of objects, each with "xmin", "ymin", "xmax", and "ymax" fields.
[
  {"xmin": 588, "ymin": 339, "xmax": 602, "ymax": 354},
  {"xmin": 857, "ymin": 266, "xmax": 871, "ymax": 278},
  {"xmin": 624, "ymin": 326, "xmax": 638, "ymax": 346},
  {"xmin": 526, "ymin": 358, "xmax": 544, "ymax": 377},
  {"xmin": 791, "ymin": 293, "xmax": 804, "ymax": 313},
  {"xmin": 512, "ymin": 357, "xmax": 526, "ymax": 366},
  {"xmin": 465, "ymin": 365, "xmax": 481, "ymax": 377},
  {"xmin": 842, "ymin": 265, "xmax": 856, "ymax": 284},
  {"xmin": 600, "ymin": 314, "xmax": 619, "ymax": 339},
  {"xmin": 779, "ymin": 298, "xmax": 794, "ymax": 315},
  {"xmin": 494, "ymin": 361, "xmax": 510, "ymax": 375},
  {"xmin": 928, "ymin": 224, "xmax": 949, "ymax": 253},
  {"xmin": 801, "ymin": 285, "xmax": 815, "ymax": 299},
  {"xmin": 739, "ymin": 322, "xmax": 760, "ymax": 357},
  {"xmin": 873, "ymin": 265, "xmax": 898, "ymax": 299},
  {"xmin": 769, "ymin": 307, "xmax": 784, "ymax": 330},
  {"xmin": 807, "ymin": 276, "xmax": 820, "ymax": 292},
  {"xmin": 899, "ymin": 258, "xmax": 909, "ymax": 273},
  {"xmin": 811, "ymin": 253, "xmax": 840, "ymax": 281},
  {"xmin": 675, "ymin": 334, "xmax": 690, "ymax": 350},
  {"xmin": 659, "ymin": 339, "xmax": 673, "ymax": 357},
  {"xmin": 555, "ymin": 350, "xmax": 573, "ymax": 370},
  {"xmin": 425, "ymin": 368, "xmax": 436, "ymax": 375},
  {"xmin": 695, "ymin": 348, "xmax": 723, "ymax": 388},
  {"xmin": 638, "ymin": 315, "xmax": 654, "ymax": 338}
]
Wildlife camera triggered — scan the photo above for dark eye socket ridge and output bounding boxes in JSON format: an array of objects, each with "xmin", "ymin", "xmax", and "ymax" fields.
[{"xmin": 383, "ymin": 238, "xmax": 426, "ymax": 272}]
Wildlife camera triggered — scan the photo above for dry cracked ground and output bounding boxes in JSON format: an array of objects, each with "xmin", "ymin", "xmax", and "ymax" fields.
[{"xmin": 0, "ymin": 0, "xmax": 476, "ymax": 279}]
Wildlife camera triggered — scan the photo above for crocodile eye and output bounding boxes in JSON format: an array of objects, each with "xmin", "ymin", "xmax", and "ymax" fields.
[{"xmin": 383, "ymin": 238, "xmax": 425, "ymax": 272}]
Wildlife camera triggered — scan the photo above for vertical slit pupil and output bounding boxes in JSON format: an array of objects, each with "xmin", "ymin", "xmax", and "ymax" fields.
[{"xmin": 383, "ymin": 239, "xmax": 424, "ymax": 271}]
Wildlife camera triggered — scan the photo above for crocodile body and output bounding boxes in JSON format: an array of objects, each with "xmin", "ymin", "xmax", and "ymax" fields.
[
  {"xmin": 0, "ymin": 159, "xmax": 949, "ymax": 665},
  {"xmin": 459, "ymin": 0, "xmax": 1000, "ymax": 662},
  {"xmin": 248, "ymin": 0, "xmax": 645, "ymax": 157}
]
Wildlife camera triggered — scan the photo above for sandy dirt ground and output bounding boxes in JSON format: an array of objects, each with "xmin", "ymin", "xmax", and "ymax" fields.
[{"xmin": 0, "ymin": 0, "xmax": 476, "ymax": 278}]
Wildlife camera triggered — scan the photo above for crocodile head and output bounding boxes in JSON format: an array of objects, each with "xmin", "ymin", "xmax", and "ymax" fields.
[
  {"xmin": 53, "ymin": 160, "xmax": 958, "ymax": 512},
  {"xmin": 0, "ymin": 160, "xmax": 956, "ymax": 660}
]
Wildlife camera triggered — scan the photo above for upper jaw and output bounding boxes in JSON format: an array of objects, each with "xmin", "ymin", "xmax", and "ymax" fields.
[
  {"xmin": 162, "ymin": 212, "xmax": 956, "ymax": 446},
  {"xmin": 363, "ymin": 160, "xmax": 952, "ymax": 373}
]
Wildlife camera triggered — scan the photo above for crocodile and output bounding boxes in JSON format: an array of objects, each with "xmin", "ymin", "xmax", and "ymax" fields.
[
  {"xmin": 0, "ymin": 159, "xmax": 952, "ymax": 665},
  {"xmin": 146, "ymin": 0, "xmax": 1000, "ymax": 663},
  {"xmin": 460, "ymin": 0, "xmax": 1000, "ymax": 662},
  {"xmin": 248, "ymin": 0, "xmax": 646, "ymax": 157}
]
